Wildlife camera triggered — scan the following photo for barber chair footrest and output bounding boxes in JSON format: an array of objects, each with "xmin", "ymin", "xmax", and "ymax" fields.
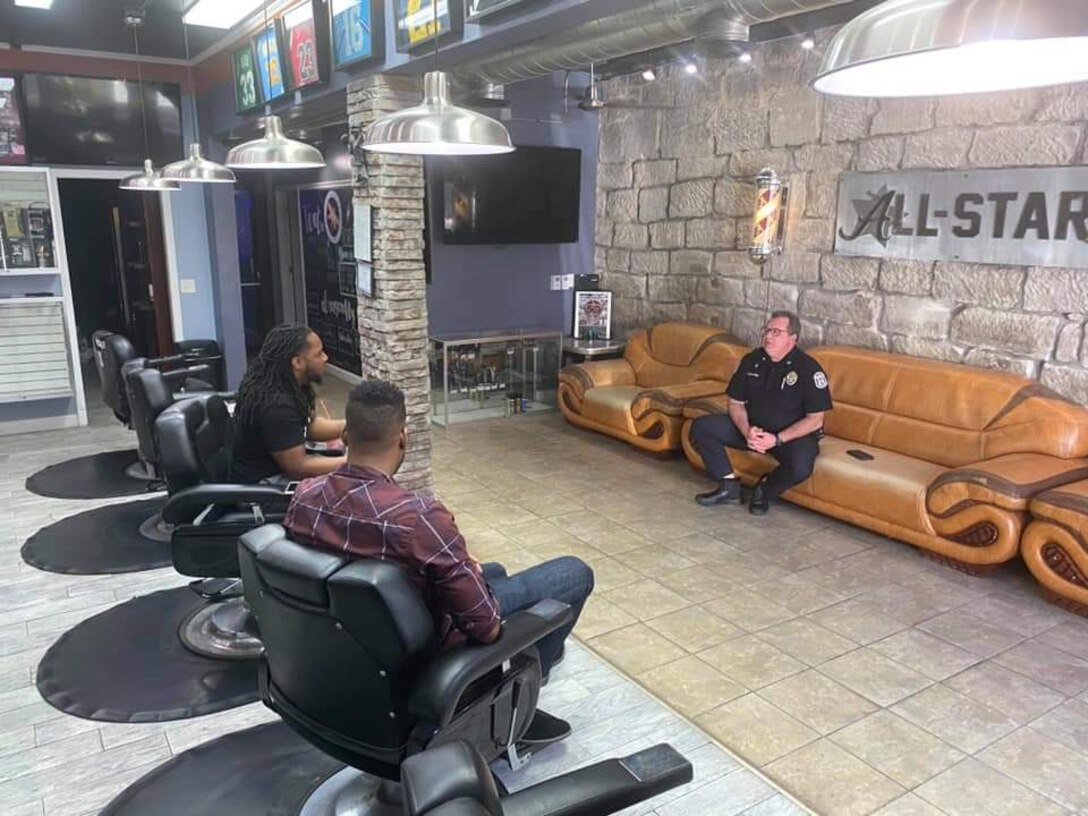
[{"xmin": 178, "ymin": 597, "xmax": 262, "ymax": 660}]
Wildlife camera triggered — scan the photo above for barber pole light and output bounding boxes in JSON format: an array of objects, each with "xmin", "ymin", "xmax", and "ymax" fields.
[{"xmin": 749, "ymin": 167, "xmax": 787, "ymax": 265}]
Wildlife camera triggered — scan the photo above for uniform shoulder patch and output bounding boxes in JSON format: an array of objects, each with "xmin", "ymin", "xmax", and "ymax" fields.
[{"xmin": 814, "ymin": 371, "xmax": 828, "ymax": 390}]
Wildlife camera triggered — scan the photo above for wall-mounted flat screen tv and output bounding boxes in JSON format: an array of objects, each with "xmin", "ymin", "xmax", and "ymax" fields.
[
  {"xmin": 21, "ymin": 73, "xmax": 182, "ymax": 167},
  {"xmin": 434, "ymin": 145, "xmax": 581, "ymax": 245}
]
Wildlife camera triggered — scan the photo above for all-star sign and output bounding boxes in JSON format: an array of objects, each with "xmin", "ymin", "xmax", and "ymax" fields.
[{"xmin": 834, "ymin": 169, "xmax": 1088, "ymax": 270}]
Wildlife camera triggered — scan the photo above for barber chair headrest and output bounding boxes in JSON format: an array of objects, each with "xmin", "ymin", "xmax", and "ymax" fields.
[
  {"xmin": 156, "ymin": 395, "xmax": 232, "ymax": 493},
  {"xmin": 101, "ymin": 334, "xmax": 139, "ymax": 421}
]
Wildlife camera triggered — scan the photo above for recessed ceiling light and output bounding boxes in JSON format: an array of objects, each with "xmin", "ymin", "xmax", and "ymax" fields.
[
  {"xmin": 641, "ymin": 68, "xmax": 656, "ymax": 81},
  {"xmin": 684, "ymin": 62, "xmax": 698, "ymax": 75},
  {"xmin": 738, "ymin": 52, "xmax": 752, "ymax": 63},
  {"xmin": 14, "ymin": 0, "xmax": 54, "ymax": 8},
  {"xmin": 801, "ymin": 37, "xmax": 816, "ymax": 50},
  {"xmin": 183, "ymin": 0, "xmax": 264, "ymax": 29}
]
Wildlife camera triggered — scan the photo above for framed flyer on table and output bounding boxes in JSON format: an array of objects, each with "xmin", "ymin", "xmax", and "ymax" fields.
[{"xmin": 573, "ymin": 290, "xmax": 613, "ymax": 340}]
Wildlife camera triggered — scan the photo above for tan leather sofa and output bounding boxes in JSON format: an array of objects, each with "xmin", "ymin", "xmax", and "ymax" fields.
[
  {"xmin": 681, "ymin": 346, "xmax": 1088, "ymax": 571},
  {"xmin": 1022, "ymin": 483, "xmax": 1088, "ymax": 615},
  {"xmin": 557, "ymin": 323, "xmax": 745, "ymax": 454}
]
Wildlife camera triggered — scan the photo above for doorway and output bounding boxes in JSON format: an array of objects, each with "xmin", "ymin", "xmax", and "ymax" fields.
[{"xmin": 57, "ymin": 178, "xmax": 173, "ymax": 358}]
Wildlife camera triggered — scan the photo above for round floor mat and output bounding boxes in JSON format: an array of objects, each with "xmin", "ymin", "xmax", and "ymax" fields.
[
  {"xmin": 37, "ymin": 586, "xmax": 259, "ymax": 722},
  {"xmin": 21, "ymin": 497, "xmax": 170, "ymax": 574},
  {"xmin": 26, "ymin": 449, "xmax": 160, "ymax": 499},
  {"xmin": 101, "ymin": 721, "xmax": 343, "ymax": 816}
]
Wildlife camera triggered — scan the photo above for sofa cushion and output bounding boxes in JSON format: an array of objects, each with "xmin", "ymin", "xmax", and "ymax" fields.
[
  {"xmin": 624, "ymin": 323, "xmax": 743, "ymax": 388},
  {"xmin": 581, "ymin": 386, "xmax": 644, "ymax": 433}
]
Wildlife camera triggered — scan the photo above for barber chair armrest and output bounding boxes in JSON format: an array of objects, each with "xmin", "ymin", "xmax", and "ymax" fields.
[
  {"xmin": 502, "ymin": 743, "xmax": 693, "ymax": 816},
  {"xmin": 926, "ymin": 453, "xmax": 1088, "ymax": 516},
  {"xmin": 146, "ymin": 353, "xmax": 187, "ymax": 368},
  {"xmin": 163, "ymin": 483, "xmax": 292, "ymax": 524},
  {"xmin": 409, "ymin": 599, "xmax": 572, "ymax": 727},
  {"xmin": 171, "ymin": 390, "xmax": 236, "ymax": 403},
  {"xmin": 161, "ymin": 363, "xmax": 214, "ymax": 392}
]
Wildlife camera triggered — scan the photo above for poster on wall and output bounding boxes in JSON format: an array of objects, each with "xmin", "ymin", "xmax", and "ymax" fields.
[
  {"xmin": 255, "ymin": 25, "xmax": 287, "ymax": 103},
  {"xmin": 573, "ymin": 291, "xmax": 612, "ymax": 340},
  {"xmin": 232, "ymin": 44, "xmax": 263, "ymax": 113},
  {"xmin": 0, "ymin": 77, "xmax": 27, "ymax": 166},
  {"xmin": 281, "ymin": 1, "xmax": 325, "ymax": 90},
  {"xmin": 330, "ymin": 0, "xmax": 382, "ymax": 69},
  {"xmin": 299, "ymin": 187, "xmax": 361, "ymax": 374},
  {"xmin": 394, "ymin": 0, "xmax": 459, "ymax": 53}
]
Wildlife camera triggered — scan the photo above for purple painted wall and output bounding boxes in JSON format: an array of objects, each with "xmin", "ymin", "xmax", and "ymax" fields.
[{"xmin": 425, "ymin": 73, "xmax": 599, "ymax": 337}]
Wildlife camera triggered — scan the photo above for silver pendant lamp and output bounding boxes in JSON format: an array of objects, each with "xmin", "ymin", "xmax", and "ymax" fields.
[
  {"xmin": 119, "ymin": 14, "xmax": 179, "ymax": 192},
  {"xmin": 225, "ymin": 0, "xmax": 325, "ymax": 170},
  {"xmin": 162, "ymin": 1, "xmax": 236, "ymax": 183},
  {"xmin": 814, "ymin": 0, "xmax": 1088, "ymax": 97},
  {"xmin": 364, "ymin": 1, "xmax": 512, "ymax": 155}
]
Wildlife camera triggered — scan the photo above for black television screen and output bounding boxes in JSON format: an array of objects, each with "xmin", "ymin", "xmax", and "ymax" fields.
[
  {"xmin": 436, "ymin": 146, "xmax": 581, "ymax": 244},
  {"xmin": 21, "ymin": 73, "xmax": 183, "ymax": 167}
]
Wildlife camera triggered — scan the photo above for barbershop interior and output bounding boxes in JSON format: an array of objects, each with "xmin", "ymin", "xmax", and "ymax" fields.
[{"xmin": 3, "ymin": 0, "xmax": 1088, "ymax": 814}]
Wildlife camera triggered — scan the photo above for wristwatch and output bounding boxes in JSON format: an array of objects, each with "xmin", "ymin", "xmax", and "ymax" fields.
[{"xmin": 775, "ymin": 433, "xmax": 783, "ymax": 447}]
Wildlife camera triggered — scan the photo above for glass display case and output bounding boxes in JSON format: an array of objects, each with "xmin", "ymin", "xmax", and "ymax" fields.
[
  {"xmin": 429, "ymin": 328, "xmax": 563, "ymax": 426},
  {"xmin": 0, "ymin": 169, "xmax": 57, "ymax": 273}
]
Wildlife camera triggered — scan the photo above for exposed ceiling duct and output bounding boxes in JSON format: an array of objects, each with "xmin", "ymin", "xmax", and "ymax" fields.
[{"xmin": 454, "ymin": 0, "xmax": 857, "ymax": 85}]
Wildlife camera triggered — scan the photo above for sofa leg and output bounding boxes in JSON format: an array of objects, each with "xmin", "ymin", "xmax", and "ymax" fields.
[
  {"xmin": 920, "ymin": 550, "xmax": 1001, "ymax": 577},
  {"xmin": 1040, "ymin": 588, "xmax": 1088, "ymax": 619}
]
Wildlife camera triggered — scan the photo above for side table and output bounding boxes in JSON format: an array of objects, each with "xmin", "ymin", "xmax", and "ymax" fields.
[{"xmin": 562, "ymin": 337, "xmax": 626, "ymax": 367}]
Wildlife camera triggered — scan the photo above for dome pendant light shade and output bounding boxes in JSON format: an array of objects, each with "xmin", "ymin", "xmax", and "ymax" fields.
[
  {"xmin": 119, "ymin": 159, "xmax": 181, "ymax": 192},
  {"xmin": 364, "ymin": 71, "xmax": 514, "ymax": 156},
  {"xmin": 814, "ymin": 0, "xmax": 1088, "ymax": 97},
  {"xmin": 162, "ymin": 143, "xmax": 237, "ymax": 183},
  {"xmin": 225, "ymin": 115, "xmax": 326, "ymax": 170}
]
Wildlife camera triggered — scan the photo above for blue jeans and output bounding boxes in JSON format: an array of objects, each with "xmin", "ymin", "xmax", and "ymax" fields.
[{"xmin": 481, "ymin": 557, "xmax": 594, "ymax": 675}]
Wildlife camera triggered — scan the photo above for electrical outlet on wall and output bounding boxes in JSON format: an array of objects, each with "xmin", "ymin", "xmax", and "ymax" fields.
[
  {"xmin": 561, "ymin": 274, "xmax": 574, "ymax": 290},
  {"xmin": 550, "ymin": 275, "xmax": 562, "ymax": 291}
]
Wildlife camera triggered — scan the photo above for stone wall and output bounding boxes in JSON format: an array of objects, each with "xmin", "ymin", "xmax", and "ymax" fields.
[
  {"xmin": 348, "ymin": 74, "xmax": 434, "ymax": 493},
  {"xmin": 594, "ymin": 28, "xmax": 1088, "ymax": 404}
]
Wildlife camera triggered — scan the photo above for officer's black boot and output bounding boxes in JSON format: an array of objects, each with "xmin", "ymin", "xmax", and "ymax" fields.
[
  {"xmin": 749, "ymin": 475, "xmax": 770, "ymax": 515},
  {"xmin": 695, "ymin": 477, "xmax": 742, "ymax": 507}
]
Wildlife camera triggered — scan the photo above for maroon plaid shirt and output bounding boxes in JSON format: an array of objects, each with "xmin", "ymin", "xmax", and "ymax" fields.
[{"xmin": 284, "ymin": 463, "xmax": 499, "ymax": 648}]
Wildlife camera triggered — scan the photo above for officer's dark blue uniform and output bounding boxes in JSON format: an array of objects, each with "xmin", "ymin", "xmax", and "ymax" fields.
[{"xmin": 691, "ymin": 345, "xmax": 832, "ymax": 504}]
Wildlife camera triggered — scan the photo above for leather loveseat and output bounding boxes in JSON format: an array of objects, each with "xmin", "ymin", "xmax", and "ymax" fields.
[
  {"xmin": 1022, "ymin": 482, "xmax": 1088, "ymax": 615},
  {"xmin": 681, "ymin": 346, "xmax": 1088, "ymax": 572},
  {"xmin": 557, "ymin": 322, "xmax": 744, "ymax": 453}
]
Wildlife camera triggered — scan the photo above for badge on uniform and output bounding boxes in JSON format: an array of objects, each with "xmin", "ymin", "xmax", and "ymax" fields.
[
  {"xmin": 814, "ymin": 372, "xmax": 828, "ymax": 389},
  {"xmin": 784, "ymin": 371, "xmax": 798, "ymax": 386}
]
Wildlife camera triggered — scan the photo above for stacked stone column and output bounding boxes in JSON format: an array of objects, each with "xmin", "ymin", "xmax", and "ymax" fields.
[{"xmin": 347, "ymin": 74, "xmax": 434, "ymax": 493}]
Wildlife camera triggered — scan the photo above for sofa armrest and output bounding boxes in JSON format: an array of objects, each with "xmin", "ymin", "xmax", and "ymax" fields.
[
  {"xmin": 409, "ymin": 599, "xmax": 571, "ymax": 728},
  {"xmin": 632, "ymin": 380, "xmax": 727, "ymax": 419},
  {"xmin": 926, "ymin": 453, "xmax": 1088, "ymax": 516},
  {"xmin": 559, "ymin": 360, "xmax": 636, "ymax": 399},
  {"xmin": 681, "ymin": 393, "xmax": 730, "ymax": 420}
]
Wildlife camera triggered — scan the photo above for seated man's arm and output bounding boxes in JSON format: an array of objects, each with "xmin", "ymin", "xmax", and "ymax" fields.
[
  {"xmin": 308, "ymin": 415, "xmax": 346, "ymax": 442},
  {"xmin": 727, "ymin": 399, "xmax": 753, "ymax": 439},
  {"xmin": 778, "ymin": 412, "xmax": 825, "ymax": 443},
  {"xmin": 270, "ymin": 445, "xmax": 346, "ymax": 480},
  {"xmin": 417, "ymin": 502, "xmax": 502, "ymax": 644}
]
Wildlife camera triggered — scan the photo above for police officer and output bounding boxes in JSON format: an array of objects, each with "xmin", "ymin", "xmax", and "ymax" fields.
[{"xmin": 691, "ymin": 310, "xmax": 831, "ymax": 515}]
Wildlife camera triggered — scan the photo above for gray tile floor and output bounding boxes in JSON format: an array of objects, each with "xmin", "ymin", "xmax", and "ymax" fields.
[{"xmin": 0, "ymin": 376, "xmax": 805, "ymax": 816}]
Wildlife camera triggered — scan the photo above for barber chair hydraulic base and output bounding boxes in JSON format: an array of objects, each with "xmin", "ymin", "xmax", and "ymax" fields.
[
  {"xmin": 37, "ymin": 586, "xmax": 258, "ymax": 722},
  {"xmin": 298, "ymin": 768, "xmax": 402, "ymax": 816},
  {"xmin": 178, "ymin": 595, "xmax": 263, "ymax": 660},
  {"xmin": 26, "ymin": 449, "xmax": 162, "ymax": 500},
  {"xmin": 21, "ymin": 497, "xmax": 172, "ymax": 574}
]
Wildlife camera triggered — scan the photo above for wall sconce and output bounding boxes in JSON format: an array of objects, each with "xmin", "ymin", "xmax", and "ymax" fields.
[{"xmin": 748, "ymin": 167, "xmax": 788, "ymax": 265}]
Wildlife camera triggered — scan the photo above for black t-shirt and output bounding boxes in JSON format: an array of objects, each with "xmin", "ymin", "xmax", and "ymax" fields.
[
  {"xmin": 229, "ymin": 393, "xmax": 309, "ymax": 482},
  {"xmin": 726, "ymin": 347, "xmax": 832, "ymax": 434}
]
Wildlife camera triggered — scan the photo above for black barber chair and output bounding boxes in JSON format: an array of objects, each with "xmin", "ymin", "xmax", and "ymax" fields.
[
  {"xmin": 403, "ymin": 740, "xmax": 693, "ymax": 816},
  {"xmin": 156, "ymin": 395, "xmax": 292, "ymax": 659},
  {"xmin": 239, "ymin": 524, "xmax": 573, "ymax": 812}
]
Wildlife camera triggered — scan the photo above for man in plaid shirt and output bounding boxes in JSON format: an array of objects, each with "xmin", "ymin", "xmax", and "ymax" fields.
[{"xmin": 285, "ymin": 379, "xmax": 593, "ymax": 744}]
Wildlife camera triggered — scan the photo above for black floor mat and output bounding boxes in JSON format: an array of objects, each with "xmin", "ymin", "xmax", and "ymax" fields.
[
  {"xmin": 37, "ymin": 586, "xmax": 258, "ymax": 722},
  {"xmin": 100, "ymin": 722, "xmax": 343, "ymax": 816},
  {"xmin": 26, "ymin": 449, "xmax": 160, "ymax": 499},
  {"xmin": 21, "ymin": 497, "xmax": 170, "ymax": 574}
]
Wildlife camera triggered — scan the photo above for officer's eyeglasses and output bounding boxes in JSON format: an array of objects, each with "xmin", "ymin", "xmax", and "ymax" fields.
[{"xmin": 762, "ymin": 327, "xmax": 792, "ymax": 337}]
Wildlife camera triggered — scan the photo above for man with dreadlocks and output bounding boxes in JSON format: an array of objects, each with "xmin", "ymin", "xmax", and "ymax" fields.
[{"xmin": 229, "ymin": 324, "xmax": 347, "ymax": 484}]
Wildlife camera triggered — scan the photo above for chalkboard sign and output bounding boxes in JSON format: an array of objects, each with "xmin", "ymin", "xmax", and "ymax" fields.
[{"xmin": 299, "ymin": 188, "xmax": 361, "ymax": 374}]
